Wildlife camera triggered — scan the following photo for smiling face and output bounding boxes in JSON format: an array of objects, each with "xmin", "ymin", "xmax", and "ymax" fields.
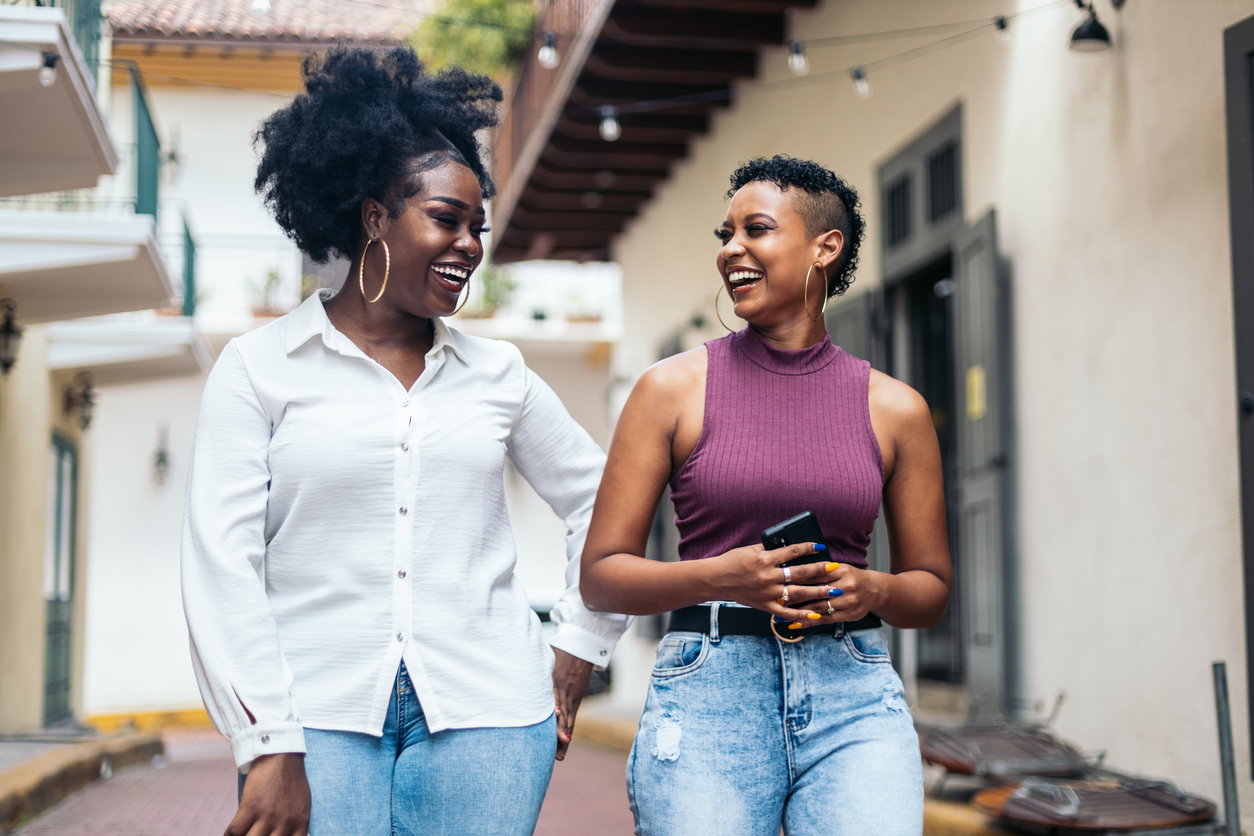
[
  {"xmin": 715, "ymin": 180, "xmax": 842, "ymax": 328},
  {"xmin": 362, "ymin": 159, "xmax": 487, "ymax": 318}
]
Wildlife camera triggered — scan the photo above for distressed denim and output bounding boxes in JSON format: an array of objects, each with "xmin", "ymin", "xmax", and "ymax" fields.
[
  {"xmin": 627, "ymin": 620, "xmax": 923, "ymax": 836},
  {"xmin": 240, "ymin": 663, "xmax": 556, "ymax": 836}
]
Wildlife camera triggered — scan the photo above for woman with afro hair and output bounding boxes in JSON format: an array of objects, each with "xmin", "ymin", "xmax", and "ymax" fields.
[
  {"xmin": 581, "ymin": 156, "xmax": 952, "ymax": 835},
  {"xmin": 181, "ymin": 46, "xmax": 629, "ymax": 836}
]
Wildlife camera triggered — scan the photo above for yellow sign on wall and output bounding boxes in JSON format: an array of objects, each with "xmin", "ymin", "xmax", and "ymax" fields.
[{"xmin": 966, "ymin": 364, "xmax": 987, "ymax": 421}]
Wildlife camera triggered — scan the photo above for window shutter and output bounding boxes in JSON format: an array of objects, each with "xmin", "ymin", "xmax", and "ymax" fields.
[{"xmin": 953, "ymin": 210, "xmax": 1013, "ymax": 717}]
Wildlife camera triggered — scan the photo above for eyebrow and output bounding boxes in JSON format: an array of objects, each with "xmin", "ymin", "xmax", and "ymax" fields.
[
  {"xmin": 424, "ymin": 196, "xmax": 485, "ymax": 215},
  {"xmin": 744, "ymin": 213, "xmax": 777, "ymax": 223}
]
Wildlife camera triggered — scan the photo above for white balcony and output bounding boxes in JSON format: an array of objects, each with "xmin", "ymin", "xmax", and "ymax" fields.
[
  {"xmin": 0, "ymin": 5, "xmax": 116, "ymax": 198},
  {"xmin": 46, "ymin": 312, "xmax": 211, "ymax": 386}
]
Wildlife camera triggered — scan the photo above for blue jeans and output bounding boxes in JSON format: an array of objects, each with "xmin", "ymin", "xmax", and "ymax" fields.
[
  {"xmin": 241, "ymin": 663, "xmax": 556, "ymax": 835},
  {"xmin": 627, "ymin": 622, "xmax": 923, "ymax": 836}
]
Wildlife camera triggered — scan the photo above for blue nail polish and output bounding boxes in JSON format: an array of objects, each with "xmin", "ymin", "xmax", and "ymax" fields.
[
  {"xmin": 814, "ymin": 543, "xmax": 826, "ymax": 551},
  {"xmin": 828, "ymin": 588, "xmax": 844, "ymax": 597}
]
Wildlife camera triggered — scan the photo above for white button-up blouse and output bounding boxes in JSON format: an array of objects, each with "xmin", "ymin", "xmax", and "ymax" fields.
[{"xmin": 182, "ymin": 290, "xmax": 630, "ymax": 771}]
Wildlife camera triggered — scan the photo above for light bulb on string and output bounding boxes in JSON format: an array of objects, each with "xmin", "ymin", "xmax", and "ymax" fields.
[
  {"xmin": 599, "ymin": 106, "xmax": 621, "ymax": 142},
  {"xmin": 787, "ymin": 41, "xmax": 809, "ymax": 76},
  {"xmin": 38, "ymin": 53, "xmax": 58, "ymax": 87},
  {"xmin": 850, "ymin": 66, "xmax": 872, "ymax": 100},
  {"xmin": 995, "ymin": 16, "xmax": 1010, "ymax": 44},
  {"xmin": 537, "ymin": 32, "xmax": 559, "ymax": 70}
]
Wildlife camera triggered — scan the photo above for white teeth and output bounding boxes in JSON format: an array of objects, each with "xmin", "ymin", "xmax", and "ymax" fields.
[
  {"xmin": 432, "ymin": 265, "xmax": 469, "ymax": 282},
  {"xmin": 728, "ymin": 271, "xmax": 763, "ymax": 285}
]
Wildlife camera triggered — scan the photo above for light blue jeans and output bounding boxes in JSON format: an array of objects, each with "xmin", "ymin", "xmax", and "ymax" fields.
[
  {"xmin": 241, "ymin": 663, "xmax": 556, "ymax": 835},
  {"xmin": 628, "ymin": 622, "xmax": 923, "ymax": 836}
]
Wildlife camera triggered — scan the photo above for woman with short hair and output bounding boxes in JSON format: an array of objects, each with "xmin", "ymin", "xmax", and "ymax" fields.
[
  {"xmin": 182, "ymin": 46, "xmax": 628, "ymax": 836},
  {"xmin": 581, "ymin": 155, "xmax": 951, "ymax": 835}
]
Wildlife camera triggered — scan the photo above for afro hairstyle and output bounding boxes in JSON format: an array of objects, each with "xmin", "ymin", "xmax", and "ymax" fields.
[
  {"xmin": 727, "ymin": 155, "xmax": 865, "ymax": 297},
  {"xmin": 254, "ymin": 45, "xmax": 502, "ymax": 263}
]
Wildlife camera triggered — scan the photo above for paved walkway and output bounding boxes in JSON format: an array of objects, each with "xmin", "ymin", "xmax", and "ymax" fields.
[{"xmin": 12, "ymin": 729, "xmax": 635, "ymax": 835}]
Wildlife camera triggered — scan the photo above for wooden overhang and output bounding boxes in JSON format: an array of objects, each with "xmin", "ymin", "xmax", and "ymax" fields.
[{"xmin": 491, "ymin": 0, "xmax": 816, "ymax": 263}]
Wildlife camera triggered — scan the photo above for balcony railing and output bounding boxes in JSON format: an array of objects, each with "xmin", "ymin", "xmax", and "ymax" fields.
[
  {"xmin": 131, "ymin": 67, "xmax": 160, "ymax": 219},
  {"xmin": 44, "ymin": 0, "xmax": 102, "ymax": 92}
]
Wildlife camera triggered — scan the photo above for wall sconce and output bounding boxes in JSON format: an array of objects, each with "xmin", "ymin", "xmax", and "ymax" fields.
[
  {"xmin": 64, "ymin": 372, "xmax": 95, "ymax": 430},
  {"xmin": 0, "ymin": 298, "xmax": 23, "ymax": 375},
  {"xmin": 153, "ymin": 423, "xmax": 170, "ymax": 485},
  {"xmin": 1070, "ymin": 0, "xmax": 1112, "ymax": 52}
]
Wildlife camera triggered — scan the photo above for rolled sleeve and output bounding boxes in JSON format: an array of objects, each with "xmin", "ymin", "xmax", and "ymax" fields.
[{"xmin": 506, "ymin": 363, "xmax": 632, "ymax": 669}]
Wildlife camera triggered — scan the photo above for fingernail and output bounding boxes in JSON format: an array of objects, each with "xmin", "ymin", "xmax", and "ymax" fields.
[
  {"xmin": 825, "ymin": 562, "xmax": 840, "ymax": 572},
  {"xmin": 828, "ymin": 588, "xmax": 843, "ymax": 597},
  {"xmin": 788, "ymin": 621, "xmax": 803, "ymax": 629},
  {"xmin": 814, "ymin": 543, "xmax": 826, "ymax": 551},
  {"xmin": 777, "ymin": 598, "xmax": 786, "ymax": 605},
  {"xmin": 807, "ymin": 612, "xmax": 821, "ymax": 620}
]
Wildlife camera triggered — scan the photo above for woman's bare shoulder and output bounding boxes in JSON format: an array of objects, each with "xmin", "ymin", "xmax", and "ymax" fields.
[
  {"xmin": 868, "ymin": 368, "xmax": 932, "ymax": 431},
  {"xmin": 633, "ymin": 345, "xmax": 708, "ymax": 401}
]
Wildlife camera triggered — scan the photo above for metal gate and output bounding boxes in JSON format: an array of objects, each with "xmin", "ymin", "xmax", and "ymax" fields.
[{"xmin": 43, "ymin": 435, "xmax": 77, "ymax": 727}]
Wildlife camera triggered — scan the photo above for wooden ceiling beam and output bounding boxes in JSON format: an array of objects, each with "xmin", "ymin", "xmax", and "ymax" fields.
[
  {"xmin": 583, "ymin": 43, "xmax": 758, "ymax": 84},
  {"xmin": 497, "ymin": 229, "xmax": 615, "ymax": 250},
  {"xmin": 494, "ymin": 246, "xmax": 610, "ymax": 264},
  {"xmin": 553, "ymin": 114, "xmax": 710, "ymax": 144},
  {"xmin": 528, "ymin": 162, "xmax": 668, "ymax": 192},
  {"xmin": 601, "ymin": 5, "xmax": 786, "ymax": 49},
  {"xmin": 518, "ymin": 186, "xmax": 651, "ymax": 213},
  {"xmin": 509, "ymin": 208, "xmax": 634, "ymax": 232},
  {"xmin": 628, "ymin": 0, "xmax": 815, "ymax": 12}
]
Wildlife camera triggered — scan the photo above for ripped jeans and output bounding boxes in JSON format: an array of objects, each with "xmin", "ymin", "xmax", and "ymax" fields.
[{"xmin": 627, "ymin": 625, "xmax": 923, "ymax": 836}]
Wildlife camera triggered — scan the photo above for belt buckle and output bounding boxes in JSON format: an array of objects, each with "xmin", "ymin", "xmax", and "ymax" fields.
[{"xmin": 768, "ymin": 612, "xmax": 807, "ymax": 644}]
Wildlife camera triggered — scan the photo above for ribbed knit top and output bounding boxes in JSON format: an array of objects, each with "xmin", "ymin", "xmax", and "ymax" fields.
[{"xmin": 669, "ymin": 326, "xmax": 884, "ymax": 568}]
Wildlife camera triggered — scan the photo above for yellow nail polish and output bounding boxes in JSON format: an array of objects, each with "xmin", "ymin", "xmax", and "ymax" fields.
[
  {"xmin": 825, "ymin": 562, "xmax": 840, "ymax": 572},
  {"xmin": 788, "ymin": 621, "xmax": 803, "ymax": 629},
  {"xmin": 777, "ymin": 598, "xmax": 785, "ymax": 605},
  {"xmin": 808, "ymin": 612, "xmax": 822, "ymax": 620}
]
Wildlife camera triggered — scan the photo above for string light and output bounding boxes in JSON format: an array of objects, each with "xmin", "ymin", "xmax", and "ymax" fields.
[
  {"xmin": 537, "ymin": 32, "xmax": 559, "ymax": 69},
  {"xmin": 598, "ymin": 105, "xmax": 621, "ymax": 141},
  {"xmin": 39, "ymin": 53, "xmax": 58, "ymax": 87},
  {"xmin": 995, "ymin": 15, "xmax": 1010, "ymax": 43},
  {"xmin": 787, "ymin": 40, "xmax": 809, "ymax": 76},
  {"xmin": 850, "ymin": 66, "xmax": 872, "ymax": 100}
]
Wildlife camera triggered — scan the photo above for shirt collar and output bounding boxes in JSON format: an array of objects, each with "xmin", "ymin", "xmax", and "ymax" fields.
[{"xmin": 284, "ymin": 288, "xmax": 468, "ymax": 363}]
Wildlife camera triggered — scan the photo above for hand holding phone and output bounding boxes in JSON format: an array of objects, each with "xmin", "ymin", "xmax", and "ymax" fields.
[{"xmin": 761, "ymin": 511, "xmax": 829, "ymax": 569}]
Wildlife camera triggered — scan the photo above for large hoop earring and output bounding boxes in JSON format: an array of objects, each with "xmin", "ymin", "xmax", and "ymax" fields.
[
  {"xmin": 358, "ymin": 238, "xmax": 390, "ymax": 304},
  {"xmin": 714, "ymin": 283, "xmax": 734, "ymax": 333},
  {"xmin": 803, "ymin": 261, "xmax": 829, "ymax": 322},
  {"xmin": 451, "ymin": 281, "xmax": 471, "ymax": 316}
]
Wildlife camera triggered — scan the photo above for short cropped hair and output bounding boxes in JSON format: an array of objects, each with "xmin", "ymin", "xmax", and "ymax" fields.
[
  {"xmin": 254, "ymin": 45, "xmax": 502, "ymax": 263},
  {"xmin": 727, "ymin": 155, "xmax": 865, "ymax": 297}
]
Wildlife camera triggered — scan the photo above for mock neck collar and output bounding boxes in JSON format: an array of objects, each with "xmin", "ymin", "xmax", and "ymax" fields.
[{"xmin": 731, "ymin": 325, "xmax": 839, "ymax": 375}]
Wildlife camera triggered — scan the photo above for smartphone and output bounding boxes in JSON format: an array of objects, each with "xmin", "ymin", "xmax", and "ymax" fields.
[{"xmin": 761, "ymin": 511, "xmax": 828, "ymax": 567}]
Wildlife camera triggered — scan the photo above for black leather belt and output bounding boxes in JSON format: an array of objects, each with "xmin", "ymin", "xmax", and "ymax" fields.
[{"xmin": 667, "ymin": 604, "xmax": 881, "ymax": 639}]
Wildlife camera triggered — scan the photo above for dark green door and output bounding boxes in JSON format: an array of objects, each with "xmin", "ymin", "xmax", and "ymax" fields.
[{"xmin": 44, "ymin": 435, "xmax": 77, "ymax": 727}]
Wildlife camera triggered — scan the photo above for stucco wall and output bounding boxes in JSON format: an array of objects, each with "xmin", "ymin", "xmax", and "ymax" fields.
[{"xmin": 610, "ymin": 0, "xmax": 1252, "ymax": 818}]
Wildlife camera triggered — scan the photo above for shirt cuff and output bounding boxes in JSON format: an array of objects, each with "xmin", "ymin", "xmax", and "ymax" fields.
[
  {"xmin": 230, "ymin": 721, "xmax": 307, "ymax": 773},
  {"xmin": 549, "ymin": 622, "xmax": 617, "ymax": 671}
]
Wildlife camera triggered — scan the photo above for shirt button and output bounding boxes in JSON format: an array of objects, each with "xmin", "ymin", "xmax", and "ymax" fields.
[
  {"xmin": 401, "ymin": 443, "xmax": 409, "ymax": 452},
  {"xmin": 397, "ymin": 569, "xmax": 406, "ymax": 579},
  {"xmin": 261, "ymin": 735, "xmax": 270, "ymax": 744},
  {"xmin": 396, "ymin": 632, "xmax": 404, "ymax": 642},
  {"xmin": 402, "ymin": 400, "xmax": 410, "ymax": 408},
  {"xmin": 399, "ymin": 507, "xmax": 408, "ymax": 515}
]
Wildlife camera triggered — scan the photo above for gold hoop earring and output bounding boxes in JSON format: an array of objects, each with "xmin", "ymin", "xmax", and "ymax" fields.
[
  {"xmin": 714, "ymin": 283, "xmax": 734, "ymax": 333},
  {"xmin": 451, "ymin": 280, "xmax": 471, "ymax": 316},
  {"xmin": 803, "ymin": 261, "xmax": 829, "ymax": 322},
  {"xmin": 359, "ymin": 238, "xmax": 390, "ymax": 304}
]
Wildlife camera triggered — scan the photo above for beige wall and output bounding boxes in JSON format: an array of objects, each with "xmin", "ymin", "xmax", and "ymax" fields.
[
  {"xmin": 611, "ymin": 0, "xmax": 1253, "ymax": 819},
  {"xmin": 0, "ymin": 326, "xmax": 91, "ymax": 732}
]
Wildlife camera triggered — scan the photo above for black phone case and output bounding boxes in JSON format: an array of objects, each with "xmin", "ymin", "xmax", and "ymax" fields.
[{"xmin": 761, "ymin": 511, "xmax": 828, "ymax": 567}]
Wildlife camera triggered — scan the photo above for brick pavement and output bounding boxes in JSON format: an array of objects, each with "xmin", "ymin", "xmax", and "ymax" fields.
[{"xmin": 13, "ymin": 728, "xmax": 635, "ymax": 835}]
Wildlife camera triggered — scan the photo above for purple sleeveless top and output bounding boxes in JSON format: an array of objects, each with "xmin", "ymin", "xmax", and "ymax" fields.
[{"xmin": 669, "ymin": 327, "xmax": 883, "ymax": 568}]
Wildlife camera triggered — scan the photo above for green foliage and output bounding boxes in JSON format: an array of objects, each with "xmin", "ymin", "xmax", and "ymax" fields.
[
  {"xmin": 461, "ymin": 265, "xmax": 517, "ymax": 317},
  {"xmin": 413, "ymin": 0, "xmax": 535, "ymax": 79}
]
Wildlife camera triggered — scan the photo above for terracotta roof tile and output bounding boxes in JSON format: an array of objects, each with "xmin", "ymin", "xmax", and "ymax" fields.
[{"xmin": 108, "ymin": 0, "xmax": 430, "ymax": 44}]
